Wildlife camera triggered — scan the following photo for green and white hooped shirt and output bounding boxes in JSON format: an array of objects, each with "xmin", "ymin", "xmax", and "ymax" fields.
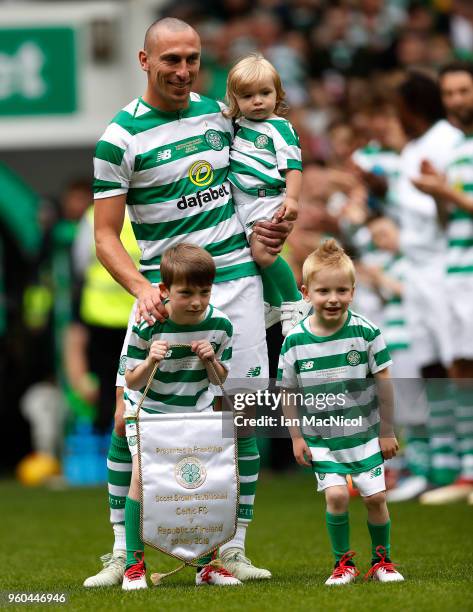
[
  {"xmin": 353, "ymin": 141, "xmax": 401, "ymax": 220},
  {"xmin": 124, "ymin": 304, "xmax": 233, "ymax": 415},
  {"xmin": 228, "ymin": 117, "xmax": 302, "ymax": 197},
  {"xmin": 93, "ymin": 94, "xmax": 258, "ymax": 284},
  {"xmin": 382, "ymin": 254, "xmax": 410, "ymax": 352},
  {"xmin": 277, "ymin": 310, "xmax": 392, "ymax": 474},
  {"xmin": 445, "ymin": 134, "xmax": 473, "ymax": 276}
]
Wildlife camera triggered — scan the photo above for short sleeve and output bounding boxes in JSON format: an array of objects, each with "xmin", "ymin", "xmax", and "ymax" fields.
[
  {"xmin": 272, "ymin": 121, "xmax": 302, "ymax": 172},
  {"xmin": 126, "ymin": 322, "xmax": 153, "ymax": 371},
  {"xmin": 276, "ymin": 339, "xmax": 298, "ymax": 388},
  {"xmin": 216, "ymin": 319, "xmax": 233, "ymax": 373},
  {"xmin": 93, "ymin": 122, "xmax": 133, "ymax": 199},
  {"xmin": 367, "ymin": 329, "xmax": 392, "ymax": 374}
]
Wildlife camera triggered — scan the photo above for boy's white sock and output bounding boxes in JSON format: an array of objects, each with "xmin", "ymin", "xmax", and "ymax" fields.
[
  {"xmin": 220, "ymin": 520, "xmax": 248, "ymax": 553},
  {"xmin": 113, "ymin": 523, "xmax": 126, "ymax": 552}
]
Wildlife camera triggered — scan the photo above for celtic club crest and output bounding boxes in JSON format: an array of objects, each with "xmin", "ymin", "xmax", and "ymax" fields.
[
  {"xmin": 205, "ymin": 129, "xmax": 224, "ymax": 151},
  {"xmin": 174, "ymin": 456, "xmax": 207, "ymax": 489},
  {"xmin": 118, "ymin": 355, "xmax": 127, "ymax": 375},
  {"xmin": 346, "ymin": 350, "xmax": 361, "ymax": 366},
  {"xmin": 254, "ymin": 134, "xmax": 269, "ymax": 149}
]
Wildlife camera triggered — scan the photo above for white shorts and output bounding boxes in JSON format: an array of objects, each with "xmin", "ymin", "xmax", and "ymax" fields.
[
  {"xmin": 404, "ymin": 263, "xmax": 453, "ymax": 368},
  {"xmin": 116, "ymin": 275, "xmax": 268, "ymax": 393},
  {"xmin": 315, "ymin": 464, "xmax": 386, "ymax": 497},
  {"xmin": 447, "ymin": 275, "xmax": 473, "ymax": 360},
  {"xmin": 232, "ymin": 185, "xmax": 284, "ymax": 240}
]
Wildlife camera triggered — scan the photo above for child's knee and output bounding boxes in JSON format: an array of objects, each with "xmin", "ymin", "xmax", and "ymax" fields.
[
  {"xmin": 363, "ymin": 490, "xmax": 387, "ymax": 509},
  {"xmin": 114, "ymin": 411, "xmax": 126, "ymax": 437},
  {"xmin": 325, "ymin": 486, "xmax": 349, "ymax": 512}
]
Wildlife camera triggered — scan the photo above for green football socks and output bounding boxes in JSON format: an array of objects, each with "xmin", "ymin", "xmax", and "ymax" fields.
[
  {"xmin": 237, "ymin": 436, "xmax": 260, "ymax": 522},
  {"xmin": 125, "ymin": 497, "xmax": 144, "ymax": 568},
  {"xmin": 326, "ymin": 511, "xmax": 350, "ymax": 563},
  {"xmin": 107, "ymin": 432, "xmax": 132, "ymax": 526},
  {"xmin": 367, "ymin": 519, "xmax": 391, "ymax": 563},
  {"xmin": 260, "ymin": 257, "xmax": 300, "ymax": 306}
]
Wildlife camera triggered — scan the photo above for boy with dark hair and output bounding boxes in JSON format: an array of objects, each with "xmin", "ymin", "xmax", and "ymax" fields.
[{"xmin": 122, "ymin": 243, "xmax": 239, "ymax": 589}]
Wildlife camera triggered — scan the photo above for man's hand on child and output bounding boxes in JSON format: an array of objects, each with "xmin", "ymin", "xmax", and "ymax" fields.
[
  {"xmin": 379, "ymin": 436, "xmax": 399, "ymax": 460},
  {"xmin": 253, "ymin": 219, "xmax": 293, "ymax": 254},
  {"xmin": 191, "ymin": 340, "xmax": 216, "ymax": 362},
  {"xmin": 149, "ymin": 340, "xmax": 169, "ymax": 364},
  {"xmin": 292, "ymin": 437, "xmax": 312, "ymax": 467},
  {"xmin": 136, "ymin": 285, "xmax": 168, "ymax": 325}
]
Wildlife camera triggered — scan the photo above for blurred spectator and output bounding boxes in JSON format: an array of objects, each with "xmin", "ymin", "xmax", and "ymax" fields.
[
  {"xmin": 352, "ymin": 96, "xmax": 406, "ymax": 221},
  {"xmin": 427, "ymin": 33, "xmax": 454, "ymax": 67},
  {"xmin": 451, "ymin": 0, "xmax": 473, "ymax": 58},
  {"xmin": 16, "ymin": 180, "xmax": 92, "ymax": 472},
  {"xmin": 327, "ymin": 120, "xmax": 358, "ymax": 167},
  {"xmin": 64, "ymin": 206, "xmax": 139, "ymax": 433},
  {"xmin": 405, "ymin": 1, "xmax": 436, "ymax": 35},
  {"xmin": 47, "ymin": 180, "xmax": 92, "ymax": 382},
  {"xmin": 395, "ymin": 30, "xmax": 431, "ymax": 71},
  {"xmin": 309, "ymin": 3, "xmax": 356, "ymax": 77},
  {"xmin": 0, "ymin": 164, "xmax": 43, "ymax": 472},
  {"xmin": 285, "ymin": 164, "xmax": 339, "ymax": 284},
  {"xmin": 394, "ymin": 71, "xmax": 462, "ymax": 496},
  {"xmin": 350, "ymin": 0, "xmax": 405, "ymax": 47},
  {"xmin": 8, "ymin": 0, "xmax": 473, "ymax": 487}
]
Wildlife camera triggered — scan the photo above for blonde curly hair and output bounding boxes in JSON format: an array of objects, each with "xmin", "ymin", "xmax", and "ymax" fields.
[{"xmin": 225, "ymin": 53, "xmax": 287, "ymax": 119}]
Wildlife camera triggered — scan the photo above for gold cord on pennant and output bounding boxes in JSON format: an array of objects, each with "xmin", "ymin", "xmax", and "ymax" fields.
[
  {"xmin": 133, "ymin": 343, "xmax": 232, "ymax": 585},
  {"xmin": 150, "ymin": 557, "xmax": 224, "ymax": 586},
  {"xmin": 131, "ymin": 343, "xmax": 226, "ymax": 418}
]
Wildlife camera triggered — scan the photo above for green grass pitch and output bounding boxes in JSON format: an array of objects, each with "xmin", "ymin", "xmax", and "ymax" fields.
[{"xmin": 2, "ymin": 473, "xmax": 473, "ymax": 612}]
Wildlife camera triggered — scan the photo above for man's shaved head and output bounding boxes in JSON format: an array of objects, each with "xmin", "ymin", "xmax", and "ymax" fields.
[
  {"xmin": 139, "ymin": 17, "xmax": 201, "ymax": 111},
  {"xmin": 144, "ymin": 18, "xmax": 198, "ymax": 51}
]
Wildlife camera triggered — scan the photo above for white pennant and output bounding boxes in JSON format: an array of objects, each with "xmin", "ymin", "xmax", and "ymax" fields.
[{"xmin": 138, "ymin": 411, "xmax": 238, "ymax": 563}]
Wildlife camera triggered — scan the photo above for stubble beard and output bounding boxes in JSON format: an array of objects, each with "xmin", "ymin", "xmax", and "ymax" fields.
[{"xmin": 453, "ymin": 107, "xmax": 473, "ymax": 132}]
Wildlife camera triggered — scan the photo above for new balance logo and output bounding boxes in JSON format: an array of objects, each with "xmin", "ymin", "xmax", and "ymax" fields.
[
  {"xmin": 156, "ymin": 149, "xmax": 172, "ymax": 162},
  {"xmin": 300, "ymin": 360, "xmax": 314, "ymax": 371},
  {"xmin": 370, "ymin": 467, "xmax": 382, "ymax": 479},
  {"xmin": 246, "ymin": 366, "xmax": 261, "ymax": 377}
]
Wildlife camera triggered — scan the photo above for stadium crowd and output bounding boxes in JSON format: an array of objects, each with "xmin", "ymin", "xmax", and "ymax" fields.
[{"xmin": 3, "ymin": 0, "xmax": 473, "ymax": 505}]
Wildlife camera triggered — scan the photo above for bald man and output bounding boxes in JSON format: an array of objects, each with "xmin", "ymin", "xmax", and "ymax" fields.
[{"xmin": 85, "ymin": 18, "xmax": 290, "ymax": 588}]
